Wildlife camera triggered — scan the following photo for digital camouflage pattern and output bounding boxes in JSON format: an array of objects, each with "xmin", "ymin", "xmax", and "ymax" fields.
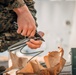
[{"xmin": 0, "ymin": 0, "xmax": 37, "ymax": 52}]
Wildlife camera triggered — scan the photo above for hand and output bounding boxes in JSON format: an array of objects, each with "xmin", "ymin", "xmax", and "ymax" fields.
[
  {"xmin": 13, "ymin": 5, "xmax": 36, "ymax": 37},
  {"xmin": 26, "ymin": 31, "xmax": 44, "ymax": 49}
]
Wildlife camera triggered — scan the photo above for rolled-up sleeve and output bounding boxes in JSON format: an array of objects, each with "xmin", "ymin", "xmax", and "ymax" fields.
[{"xmin": 6, "ymin": 0, "xmax": 25, "ymax": 10}]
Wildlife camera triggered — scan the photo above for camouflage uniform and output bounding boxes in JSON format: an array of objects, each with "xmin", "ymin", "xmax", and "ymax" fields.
[{"xmin": 0, "ymin": 0, "xmax": 37, "ymax": 52}]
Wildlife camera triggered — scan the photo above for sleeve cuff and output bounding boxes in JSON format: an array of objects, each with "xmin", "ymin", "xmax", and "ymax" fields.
[{"xmin": 8, "ymin": 0, "xmax": 25, "ymax": 10}]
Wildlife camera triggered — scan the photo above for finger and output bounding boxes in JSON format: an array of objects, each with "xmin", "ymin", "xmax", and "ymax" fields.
[
  {"xmin": 26, "ymin": 25, "xmax": 33, "ymax": 37},
  {"xmin": 17, "ymin": 27, "xmax": 22, "ymax": 34},
  {"xmin": 21, "ymin": 26, "xmax": 28, "ymax": 36},
  {"xmin": 26, "ymin": 42, "xmax": 41, "ymax": 49},
  {"xmin": 30, "ymin": 39, "xmax": 42, "ymax": 45},
  {"xmin": 30, "ymin": 29, "xmax": 36, "ymax": 37}
]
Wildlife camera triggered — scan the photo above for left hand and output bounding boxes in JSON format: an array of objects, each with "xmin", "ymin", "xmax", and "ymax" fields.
[
  {"xmin": 26, "ymin": 31, "xmax": 44, "ymax": 49},
  {"xmin": 13, "ymin": 5, "xmax": 36, "ymax": 37}
]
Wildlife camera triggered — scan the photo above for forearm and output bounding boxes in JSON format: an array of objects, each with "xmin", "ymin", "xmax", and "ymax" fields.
[
  {"xmin": 7, "ymin": 0, "xmax": 37, "ymax": 26},
  {"xmin": 13, "ymin": 0, "xmax": 38, "ymax": 26},
  {"xmin": 13, "ymin": 5, "xmax": 30, "ymax": 16}
]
